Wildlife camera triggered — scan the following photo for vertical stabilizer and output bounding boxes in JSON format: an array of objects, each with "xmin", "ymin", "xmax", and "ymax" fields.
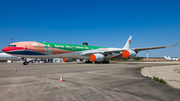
[
  {"xmin": 123, "ymin": 36, "xmax": 132, "ymax": 49},
  {"xmin": 168, "ymin": 56, "xmax": 171, "ymax": 60},
  {"xmin": 164, "ymin": 56, "xmax": 168, "ymax": 60}
]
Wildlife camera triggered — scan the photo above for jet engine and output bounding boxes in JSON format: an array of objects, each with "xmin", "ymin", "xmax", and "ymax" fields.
[
  {"xmin": 90, "ymin": 54, "xmax": 105, "ymax": 62},
  {"xmin": 122, "ymin": 50, "xmax": 136, "ymax": 58},
  {"xmin": 62, "ymin": 58, "xmax": 75, "ymax": 62}
]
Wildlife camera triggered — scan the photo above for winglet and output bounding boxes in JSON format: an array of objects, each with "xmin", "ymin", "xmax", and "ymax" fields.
[
  {"xmin": 173, "ymin": 42, "xmax": 178, "ymax": 47},
  {"xmin": 166, "ymin": 42, "xmax": 178, "ymax": 47}
]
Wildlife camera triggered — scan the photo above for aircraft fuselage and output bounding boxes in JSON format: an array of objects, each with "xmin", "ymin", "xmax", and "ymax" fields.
[{"xmin": 2, "ymin": 41, "xmax": 122, "ymax": 59}]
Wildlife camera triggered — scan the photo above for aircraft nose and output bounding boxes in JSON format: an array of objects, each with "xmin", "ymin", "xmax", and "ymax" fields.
[
  {"xmin": 2, "ymin": 47, "xmax": 10, "ymax": 52},
  {"xmin": 2, "ymin": 46, "xmax": 24, "ymax": 53}
]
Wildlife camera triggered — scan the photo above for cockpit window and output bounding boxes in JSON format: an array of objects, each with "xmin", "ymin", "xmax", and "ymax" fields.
[{"xmin": 8, "ymin": 44, "xmax": 16, "ymax": 47}]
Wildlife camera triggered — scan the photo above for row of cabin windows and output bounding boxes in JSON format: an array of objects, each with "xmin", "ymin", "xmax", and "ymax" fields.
[{"xmin": 34, "ymin": 46, "xmax": 44, "ymax": 48}]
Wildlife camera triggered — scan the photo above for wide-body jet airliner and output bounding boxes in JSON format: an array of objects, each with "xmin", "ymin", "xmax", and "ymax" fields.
[
  {"xmin": 2, "ymin": 36, "xmax": 178, "ymax": 65},
  {"xmin": 164, "ymin": 56, "xmax": 180, "ymax": 61}
]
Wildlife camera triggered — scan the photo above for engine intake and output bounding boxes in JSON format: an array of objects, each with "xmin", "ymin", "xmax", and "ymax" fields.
[
  {"xmin": 122, "ymin": 50, "xmax": 136, "ymax": 58},
  {"xmin": 63, "ymin": 58, "xmax": 75, "ymax": 62},
  {"xmin": 90, "ymin": 54, "xmax": 105, "ymax": 62}
]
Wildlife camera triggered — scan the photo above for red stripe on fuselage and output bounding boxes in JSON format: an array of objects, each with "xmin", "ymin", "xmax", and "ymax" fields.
[
  {"xmin": 111, "ymin": 54, "xmax": 123, "ymax": 58},
  {"xmin": 2, "ymin": 47, "xmax": 41, "ymax": 53}
]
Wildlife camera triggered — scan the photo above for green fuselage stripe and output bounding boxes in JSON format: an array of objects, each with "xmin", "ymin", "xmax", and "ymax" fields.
[{"xmin": 37, "ymin": 42, "xmax": 107, "ymax": 51}]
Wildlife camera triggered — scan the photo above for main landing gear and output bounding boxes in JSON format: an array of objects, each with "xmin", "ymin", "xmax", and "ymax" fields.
[
  {"xmin": 85, "ymin": 60, "xmax": 93, "ymax": 63},
  {"xmin": 102, "ymin": 60, "xmax": 109, "ymax": 64},
  {"xmin": 85, "ymin": 60, "xmax": 110, "ymax": 64},
  {"xmin": 94, "ymin": 60, "xmax": 109, "ymax": 64}
]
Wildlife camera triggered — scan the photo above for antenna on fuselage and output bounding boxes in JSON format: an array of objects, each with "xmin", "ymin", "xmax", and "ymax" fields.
[{"xmin": 10, "ymin": 38, "xmax": 15, "ymax": 43}]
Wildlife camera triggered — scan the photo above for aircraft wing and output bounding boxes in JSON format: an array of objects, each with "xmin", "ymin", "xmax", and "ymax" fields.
[
  {"xmin": 80, "ymin": 42, "xmax": 178, "ymax": 56},
  {"xmin": 134, "ymin": 42, "xmax": 178, "ymax": 52},
  {"xmin": 80, "ymin": 49, "xmax": 125, "ymax": 56}
]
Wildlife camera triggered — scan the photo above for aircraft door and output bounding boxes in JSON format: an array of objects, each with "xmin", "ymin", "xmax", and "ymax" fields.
[
  {"xmin": 23, "ymin": 43, "xmax": 29, "ymax": 50},
  {"xmin": 23, "ymin": 43, "xmax": 29, "ymax": 56}
]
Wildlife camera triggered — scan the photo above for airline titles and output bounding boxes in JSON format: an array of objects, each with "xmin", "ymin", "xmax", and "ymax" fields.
[{"xmin": 55, "ymin": 45, "xmax": 89, "ymax": 50}]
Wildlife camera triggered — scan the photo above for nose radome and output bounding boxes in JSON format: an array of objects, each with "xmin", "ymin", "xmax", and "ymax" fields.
[
  {"xmin": 2, "ymin": 47, "xmax": 7, "ymax": 52},
  {"xmin": 2, "ymin": 47, "xmax": 10, "ymax": 52}
]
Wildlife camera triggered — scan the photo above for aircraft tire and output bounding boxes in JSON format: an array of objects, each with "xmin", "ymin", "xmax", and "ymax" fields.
[
  {"xmin": 106, "ymin": 60, "xmax": 109, "ymax": 64},
  {"xmin": 102, "ymin": 60, "xmax": 109, "ymax": 64},
  {"xmin": 23, "ymin": 62, "xmax": 29, "ymax": 65},
  {"xmin": 85, "ymin": 61, "xmax": 92, "ymax": 63}
]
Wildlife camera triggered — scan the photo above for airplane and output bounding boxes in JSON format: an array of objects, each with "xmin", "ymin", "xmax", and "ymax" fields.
[
  {"xmin": 164, "ymin": 56, "xmax": 171, "ymax": 61},
  {"xmin": 172, "ymin": 57, "xmax": 180, "ymax": 61},
  {"xmin": 164, "ymin": 56, "xmax": 180, "ymax": 61},
  {"xmin": 167, "ymin": 56, "xmax": 180, "ymax": 61},
  {"xmin": 2, "ymin": 36, "xmax": 178, "ymax": 65}
]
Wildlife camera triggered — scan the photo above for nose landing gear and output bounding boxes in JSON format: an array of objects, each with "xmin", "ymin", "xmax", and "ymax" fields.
[{"xmin": 23, "ymin": 62, "xmax": 29, "ymax": 65}]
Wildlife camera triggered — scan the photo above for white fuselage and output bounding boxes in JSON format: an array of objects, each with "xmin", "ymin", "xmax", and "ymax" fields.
[{"xmin": 10, "ymin": 48, "xmax": 123, "ymax": 59}]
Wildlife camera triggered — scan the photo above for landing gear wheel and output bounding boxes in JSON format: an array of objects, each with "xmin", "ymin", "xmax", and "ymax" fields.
[
  {"xmin": 106, "ymin": 60, "xmax": 109, "ymax": 64},
  {"xmin": 102, "ymin": 60, "xmax": 109, "ymax": 64},
  {"xmin": 23, "ymin": 62, "xmax": 29, "ymax": 65},
  {"xmin": 85, "ymin": 60, "xmax": 92, "ymax": 63}
]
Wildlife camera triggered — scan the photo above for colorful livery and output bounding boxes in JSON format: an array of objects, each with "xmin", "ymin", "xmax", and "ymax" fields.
[{"xmin": 2, "ymin": 36, "xmax": 178, "ymax": 65}]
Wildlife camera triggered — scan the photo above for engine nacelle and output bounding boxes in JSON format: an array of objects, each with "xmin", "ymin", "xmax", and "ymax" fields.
[
  {"xmin": 122, "ymin": 50, "xmax": 136, "ymax": 58},
  {"xmin": 90, "ymin": 54, "xmax": 105, "ymax": 62},
  {"xmin": 63, "ymin": 58, "xmax": 75, "ymax": 62}
]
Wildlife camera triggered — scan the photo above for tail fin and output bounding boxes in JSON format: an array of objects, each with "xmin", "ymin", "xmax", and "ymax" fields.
[
  {"xmin": 164, "ymin": 56, "xmax": 168, "ymax": 59},
  {"xmin": 123, "ymin": 36, "xmax": 132, "ymax": 49},
  {"xmin": 168, "ymin": 56, "xmax": 171, "ymax": 59}
]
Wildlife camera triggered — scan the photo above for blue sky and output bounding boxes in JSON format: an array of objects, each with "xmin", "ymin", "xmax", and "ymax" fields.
[{"xmin": 0, "ymin": 0, "xmax": 180, "ymax": 57}]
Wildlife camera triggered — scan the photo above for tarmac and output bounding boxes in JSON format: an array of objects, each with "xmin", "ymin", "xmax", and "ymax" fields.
[{"xmin": 0, "ymin": 62, "xmax": 180, "ymax": 101}]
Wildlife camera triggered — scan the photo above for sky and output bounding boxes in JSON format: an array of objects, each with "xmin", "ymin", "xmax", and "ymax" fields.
[{"xmin": 0, "ymin": 0, "xmax": 180, "ymax": 57}]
